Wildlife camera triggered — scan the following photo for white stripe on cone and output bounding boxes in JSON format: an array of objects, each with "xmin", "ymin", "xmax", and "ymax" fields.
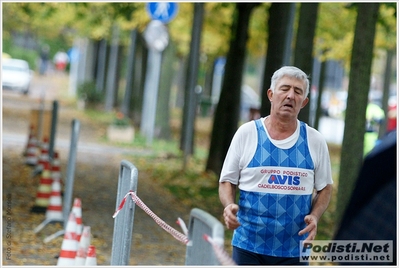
[
  {"xmin": 51, "ymin": 151, "xmax": 62, "ymax": 181},
  {"xmin": 33, "ymin": 161, "xmax": 53, "ymax": 207},
  {"xmin": 75, "ymin": 247, "xmax": 87, "ymax": 266},
  {"xmin": 25, "ymin": 135, "xmax": 39, "ymax": 165},
  {"xmin": 45, "ymin": 176, "xmax": 63, "ymax": 221},
  {"xmin": 85, "ymin": 245, "xmax": 97, "ymax": 266},
  {"xmin": 72, "ymin": 198, "xmax": 83, "ymax": 241},
  {"xmin": 75, "ymin": 226, "xmax": 91, "ymax": 265},
  {"xmin": 36, "ymin": 137, "xmax": 49, "ymax": 171},
  {"xmin": 57, "ymin": 212, "xmax": 78, "ymax": 266}
]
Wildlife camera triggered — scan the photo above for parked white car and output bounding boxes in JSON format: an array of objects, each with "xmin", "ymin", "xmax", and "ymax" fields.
[{"xmin": 2, "ymin": 58, "xmax": 33, "ymax": 94}]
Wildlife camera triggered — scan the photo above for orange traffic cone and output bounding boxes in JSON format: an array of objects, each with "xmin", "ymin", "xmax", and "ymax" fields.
[
  {"xmin": 75, "ymin": 226, "xmax": 91, "ymax": 265},
  {"xmin": 51, "ymin": 151, "xmax": 62, "ymax": 181},
  {"xmin": 33, "ymin": 136, "xmax": 50, "ymax": 175},
  {"xmin": 25, "ymin": 134, "xmax": 39, "ymax": 166},
  {"xmin": 85, "ymin": 245, "xmax": 97, "ymax": 266},
  {"xmin": 31, "ymin": 161, "xmax": 53, "ymax": 213},
  {"xmin": 46, "ymin": 174, "xmax": 63, "ymax": 220},
  {"xmin": 33, "ymin": 173, "xmax": 63, "ymax": 233},
  {"xmin": 72, "ymin": 198, "xmax": 83, "ymax": 241},
  {"xmin": 57, "ymin": 212, "xmax": 78, "ymax": 266},
  {"xmin": 24, "ymin": 124, "xmax": 35, "ymax": 157}
]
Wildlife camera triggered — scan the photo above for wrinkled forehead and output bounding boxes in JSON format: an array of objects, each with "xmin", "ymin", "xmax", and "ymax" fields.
[{"xmin": 276, "ymin": 75, "xmax": 306, "ymax": 89}]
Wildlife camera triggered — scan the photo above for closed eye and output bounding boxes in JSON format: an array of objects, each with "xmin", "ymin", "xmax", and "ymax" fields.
[{"xmin": 279, "ymin": 85, "xmax": 304, "ymax": 95}]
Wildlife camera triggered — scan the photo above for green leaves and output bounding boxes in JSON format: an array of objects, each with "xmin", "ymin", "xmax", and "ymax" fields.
[{"xmin": 3, "ymin": 3, "xmax": 395, "ymax": 71}]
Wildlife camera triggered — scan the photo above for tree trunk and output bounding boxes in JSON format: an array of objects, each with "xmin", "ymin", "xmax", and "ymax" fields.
[
  {"xmin": 130, "ymin": 33, "xmax": 147, "ymax": 127},
  {"xmin": 260, "ymin": 3, "xmax": 296, "ymax": 117},
  {"xmin": 335, "ymin": 3, "xmax": 380, "ymax": 228},
  {"xmin": 155, "ymin": 40, "xmax": 176, "ymax": 140},
  {"xmin": 206, "ymin": 3, "xmax": 259, "ymax": 175},
  {"xmin": 180, "ymin": 3, "xmax": 204, "ymax": 156},
  {"xmin": 105, "ymin": 24, "xmax": 120, "ymax": 111},
  {"xmin": 314, "ymin": 56, "xmax": 327, "ymax": 131},
  {"xmin": 121, "ymin": 29, "xmax": 137, "ymax": 116},
  {"xmin": 294, "ymin": 3, "xmax": 319, "ymax": 124}
]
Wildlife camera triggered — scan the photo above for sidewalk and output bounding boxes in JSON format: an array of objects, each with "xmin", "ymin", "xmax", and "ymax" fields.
[{"xmin": 2, "ymin": 73, "xmax": 153, "ymax": 161}]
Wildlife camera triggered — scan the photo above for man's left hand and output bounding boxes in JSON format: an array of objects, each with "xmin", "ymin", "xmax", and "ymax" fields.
[{"xmin": 298, "ymin": 214, "xmax": 318, "ymax": 242}]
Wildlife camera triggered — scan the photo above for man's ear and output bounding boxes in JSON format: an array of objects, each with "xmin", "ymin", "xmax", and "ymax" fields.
[
  {"xmin": 301, "ymin": 97, "xmax": 309, "ymax": 108},
  {"xmin": 267, "ymin": 89, "xmax": 273, "ymax": 102}
]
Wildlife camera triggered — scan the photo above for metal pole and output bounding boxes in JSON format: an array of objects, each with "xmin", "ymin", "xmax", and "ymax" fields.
[
  {"xmin": 185, "ymin": 208, "xmax": 224, "ymax": 265},
  {"xmin": 110, "ymin": 160, "xmax": 138, "ymax": 265},
  {"xmin": 48, "ymin": 100, "xmax": 58, "ymax": 160},
  {"xmin": 63, "ymin": 119, "xmax": 80, "ymax": 227},
  {"xmin": 141, "ymin": 49, "xmax": 162, "ymax": 145},
  {"xmin": 141, "ymin": 20, "xmax": 169, "ymax": 146}
]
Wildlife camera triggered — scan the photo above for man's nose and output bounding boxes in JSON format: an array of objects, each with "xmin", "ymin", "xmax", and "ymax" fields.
[{"xmin": 286, "ymin": 88, "xmax": 295, "ymax": 99}]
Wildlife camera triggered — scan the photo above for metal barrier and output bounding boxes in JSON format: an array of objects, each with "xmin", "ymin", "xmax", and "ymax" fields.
[
  {"xmin": 110, "ymin": 161, "xmax": 233, "ymax": 265},
  {"xmin": 49, "ymin": 100, "xmax": 58, "ymax": 160},
  {"xmin": 62, "ymin": 119, "xmax": 81, "ymax": 227},
  {"xmin": 185, "ymin": 208, "xmax": 224, "ymax": 265},
  {"xmin": 42, "ymin": 119, "xmax": 80, "ymax": 243},
  {"xmin": 110, "ymin": 160, "xmax": 138, "ymax": 265}
]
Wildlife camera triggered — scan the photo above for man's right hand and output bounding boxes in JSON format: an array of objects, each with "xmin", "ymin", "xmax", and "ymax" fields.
[{"xmin": 223, "ymin": 203, "xmax": 240, "ymax": 230}]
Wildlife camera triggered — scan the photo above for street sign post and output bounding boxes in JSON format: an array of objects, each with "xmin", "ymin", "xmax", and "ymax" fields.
[
  {"xmin": 141, "ymin": 20, "xmax": 169, "ymax": 145},
  {"xmin": 142, "ymin": 2, "xmax": 177, "ymax": 145},
  {"xmin": 146, "ymin": 2, "xmax": 178, "ymax": 24}
]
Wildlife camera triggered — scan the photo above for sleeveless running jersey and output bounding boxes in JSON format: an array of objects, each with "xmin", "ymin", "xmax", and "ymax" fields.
[{"xmin": 232, "ymin": 119, "xmax": 315, "ymax": 257}]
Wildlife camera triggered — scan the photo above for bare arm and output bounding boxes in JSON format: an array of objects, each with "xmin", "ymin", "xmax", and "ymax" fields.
[
  {"xmin": 219, "ymin": 181, "xmax": 240, "ymax": 230},
  {"xmin": 298, "ymin": 183, "xmax": 333, "ymax": 241},
  {"xmin": 219, "ymin": 181, "xmax": 237, "ymax": 207}
]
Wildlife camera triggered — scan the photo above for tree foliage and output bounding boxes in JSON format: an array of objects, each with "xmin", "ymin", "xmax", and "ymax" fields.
[
  {"xmin": 375, "ymin": 3, "xmax": 397, "ymax": 50},
  {"xmin": 314, "ymin": 3, "xmax": 357, "ymax": 69},
  {"xmin": 3, "ymin": 2, "xmax": 395, "ymax": 67}
]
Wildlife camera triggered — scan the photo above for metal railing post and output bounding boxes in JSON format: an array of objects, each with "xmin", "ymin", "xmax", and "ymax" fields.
[
  {"xmin": 110, "ymin": 160, "xmax": 138, "ymax": 265},
  {"xmin": 49, "ymin": 100, "xmax": 58, "ymax": 160},
  {"xmin": 185, "ymin": 208, "xmax": 224, "ymax": 265}
]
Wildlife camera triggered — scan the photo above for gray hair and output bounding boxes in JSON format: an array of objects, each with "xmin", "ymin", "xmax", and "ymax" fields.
[{"xmin": 270, "ymin": 66, "xmax": 310, "ymax": 97}]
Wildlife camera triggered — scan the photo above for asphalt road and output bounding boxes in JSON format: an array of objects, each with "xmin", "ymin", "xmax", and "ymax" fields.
[{"xmin": 2, "ymin": 72, "xmax": 190, "ymax": 266}]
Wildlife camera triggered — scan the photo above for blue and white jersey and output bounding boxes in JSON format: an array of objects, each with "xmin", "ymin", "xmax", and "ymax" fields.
[{"xmin": 220, "ymin": 118, "xmax": 333, "ymax": 257}]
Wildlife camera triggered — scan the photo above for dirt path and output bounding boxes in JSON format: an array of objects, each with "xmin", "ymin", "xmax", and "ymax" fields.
[{"xmin": 2, "ymin": 74, "xmax": 192, "ymax": 265}]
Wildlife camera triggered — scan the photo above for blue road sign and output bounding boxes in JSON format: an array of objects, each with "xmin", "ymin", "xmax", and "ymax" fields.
[{"xmin": 146, "ymin": 2, "xmax": 178, "ymax": 24}]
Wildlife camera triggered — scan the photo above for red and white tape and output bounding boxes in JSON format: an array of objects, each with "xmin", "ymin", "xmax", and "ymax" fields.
[
  {"xmin": 176, "ymin": 217, "xmax": 188, "ymax": 236},
  {"xmin": 113, "ymin": 190, "xmax": 189, "ymax": 245},
  {"xmin": 203, "ymin": 234, "xmax": 237, "ymax": 266}
]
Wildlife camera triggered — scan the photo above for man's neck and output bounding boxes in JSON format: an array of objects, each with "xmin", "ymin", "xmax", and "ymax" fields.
[{"xmin": 264, "ymin": 116, "xmax": 297, "ymax": 140}]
